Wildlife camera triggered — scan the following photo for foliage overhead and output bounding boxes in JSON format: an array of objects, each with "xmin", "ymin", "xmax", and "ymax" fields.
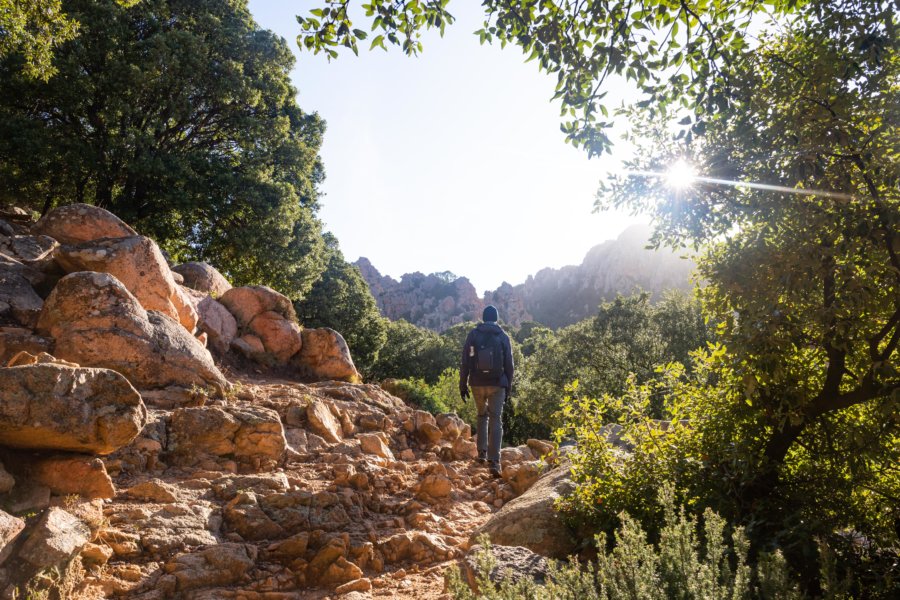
[
  {"xmin": 0, "ymin": 0, "xmax": 142, "ymax": 80},
  {"xmin": 295, "ymin": 0, "xmax": 804, "ymax": 156},
  {"xmin": 0, "ymin": 0, "xmax": 79, "ymax": 80},
  {"xmin": 0, "ymin": 0, "xmax": 328, "ymax": 299},
  {"xmin": 571, "ymin": 0, "xmax": 899, "ymax": 585}
]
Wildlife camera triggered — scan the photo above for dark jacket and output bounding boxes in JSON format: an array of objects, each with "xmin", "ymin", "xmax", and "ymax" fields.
[{"xmin": 460, "ymin": 322, "xmax": 514, "ymax": 389}]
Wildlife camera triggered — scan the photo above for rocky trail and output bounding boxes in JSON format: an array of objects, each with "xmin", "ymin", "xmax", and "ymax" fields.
[{"xmin": 0, "ymin": 205, "xmax": 568, "ymax": 599}]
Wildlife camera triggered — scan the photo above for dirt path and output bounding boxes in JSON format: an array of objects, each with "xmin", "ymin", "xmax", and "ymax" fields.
[{"xmin": 77, "ymin": 375, "xmax": 537, "ymax": 599}]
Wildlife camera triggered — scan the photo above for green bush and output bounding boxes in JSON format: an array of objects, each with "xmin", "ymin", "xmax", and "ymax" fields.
[
  {"xmin": 513, "ymin": 292, "xmax": 709, "ymax": 434},
  {"xmin": 446, "ymin": 486, "xmax": 805, "ymax": 600},
  {"xmin": 382, "ymin": 377, "xmax": 449, "ymax": 415},
  {"xmin": 554, "ymin": 349, "xmax": 900, "ymax": 597}
]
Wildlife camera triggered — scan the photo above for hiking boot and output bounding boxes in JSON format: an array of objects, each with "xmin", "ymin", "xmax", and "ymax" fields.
[
  {"xmin": 490, "ymin": 465, "xmax": 502, "ymax": 479},
  {"xmin": 476, "ymin": 454, "xmax": 488, "ymax": 465}
]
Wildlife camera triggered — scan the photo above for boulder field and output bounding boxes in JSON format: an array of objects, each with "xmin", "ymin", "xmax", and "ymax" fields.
[{"xmin": 0, "ymin": 205, "xmax": 574, "ymax": 599}]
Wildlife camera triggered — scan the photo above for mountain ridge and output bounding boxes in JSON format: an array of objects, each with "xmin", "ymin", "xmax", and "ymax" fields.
[{"xmin": 355, "ymin": 225, "xmax": 696, "ymax": 331}]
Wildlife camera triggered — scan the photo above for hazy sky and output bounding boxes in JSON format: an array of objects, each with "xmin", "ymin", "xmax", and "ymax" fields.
[{"xmin": 248, "ymin": 1, "xmax": 648, "ymax": 293}]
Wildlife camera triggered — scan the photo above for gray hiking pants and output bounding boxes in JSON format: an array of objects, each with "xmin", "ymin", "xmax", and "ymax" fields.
[{"xmin": 473, "ymin": 386, "xmax": 505, "ymax": 468}]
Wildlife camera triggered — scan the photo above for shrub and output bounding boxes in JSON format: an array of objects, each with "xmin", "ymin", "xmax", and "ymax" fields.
[{"xmin": 446, "ymin": 486, "xmax": 802, "ymax": 600}]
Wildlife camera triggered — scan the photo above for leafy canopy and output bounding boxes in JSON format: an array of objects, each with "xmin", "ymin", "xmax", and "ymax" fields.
[
  {"xmin": 567, "ymin": 0, "xmax": 899, "ymax": 582},
  {"xmin": 0, "ymin": 0, "xmax": 328, "ymax": 299},
  {"xmin": 0, "ymin": 0, "xmax": 141, "ymax": 80},
  {"xmin": 296, "ymin": 0, "xmax": 803, "ymax": 156}
]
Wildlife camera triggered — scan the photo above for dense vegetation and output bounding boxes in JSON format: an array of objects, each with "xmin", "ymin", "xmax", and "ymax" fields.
[
  {"xmin": 295, "ymin": 234, "xmax": 387, "ymax": 373},
  {"xmin": 368, "ymin": 291, "xmax": 708, "ymax": 445},
  {"xmin": 0, "ymin": 0, "xmax": 328, "ymax": 300},
  {"xmin": 447, "ymin": 489, "xmax": 813, "ymax": 599}
]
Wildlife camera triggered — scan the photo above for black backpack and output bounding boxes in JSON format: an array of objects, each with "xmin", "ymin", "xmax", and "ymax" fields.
[{"xmin": 473, "ymin": 330, "xmax": 504, "ymax": 379}]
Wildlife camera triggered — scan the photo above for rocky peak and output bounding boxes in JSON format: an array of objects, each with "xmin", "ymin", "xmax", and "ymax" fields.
[
  {"xmin": 354, "ymin": 259, "xmax": 484, "ymax": 331},
  {"xmin": 357, "ymin": 225, "xmax": 694, "ymax": 331}
]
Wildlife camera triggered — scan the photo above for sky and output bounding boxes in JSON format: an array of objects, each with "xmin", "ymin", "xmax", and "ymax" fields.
[{"xmin": 247, "ymin": 1, "xmax": 648, "ymax": 293}]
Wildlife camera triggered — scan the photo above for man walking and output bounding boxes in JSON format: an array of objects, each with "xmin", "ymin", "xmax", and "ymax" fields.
[{"xmin": 459, "ymin": 305, "xmax": 514, "ymax": 478}]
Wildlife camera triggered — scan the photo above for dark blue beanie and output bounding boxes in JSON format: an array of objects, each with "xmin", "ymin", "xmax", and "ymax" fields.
[{"xmin": 482, "ymin": 305, "xmax": 499, "ymax": 322}]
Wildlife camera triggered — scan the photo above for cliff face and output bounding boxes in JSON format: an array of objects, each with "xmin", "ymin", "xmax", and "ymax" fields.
[
  {"xmin": 355, "ymin": 225, "xmax": 695, "ymax": 331},
  {"xmin": 354, "ymin": 258, "xmax": 483, "ymax": 332}
]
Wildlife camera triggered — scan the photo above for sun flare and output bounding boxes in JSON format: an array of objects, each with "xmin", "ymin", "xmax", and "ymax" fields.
[{"xmin": 664, "ymin": 159, "xmax": 697, "ymax": 189}]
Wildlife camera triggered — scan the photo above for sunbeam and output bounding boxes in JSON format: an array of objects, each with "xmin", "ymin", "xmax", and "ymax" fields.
[{"xmin": 628, "ymin": 169, "xmax": 855, "ymax": 200}]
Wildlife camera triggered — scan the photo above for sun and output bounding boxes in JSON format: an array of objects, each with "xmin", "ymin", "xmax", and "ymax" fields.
[{"xmin": 664, "ymin": 159, "xmax": 697, "ymax": 189}]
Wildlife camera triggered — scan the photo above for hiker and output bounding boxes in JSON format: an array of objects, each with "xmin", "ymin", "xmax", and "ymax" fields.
[{"xmin": 459, "ymin": 305, "xmax": 514, "ymax": 478}]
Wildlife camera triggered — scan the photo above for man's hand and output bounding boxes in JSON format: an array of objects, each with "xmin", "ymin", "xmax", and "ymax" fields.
[{"xmin": 459, "ymin": 385, "xmax": 469, "ymax": 401}]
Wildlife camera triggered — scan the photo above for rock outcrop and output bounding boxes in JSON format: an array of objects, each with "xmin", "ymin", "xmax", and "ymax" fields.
[
  {"xmin": 461, "ymin": 544, "xmax": 550, "ymax": 591},
  {"xmin": 0, "ymin": 255, "xmax": 45, "ymax": 328},
  {"xmin": 56, "ymin": 235, "xmax": 198, "ymax": 332},
  {"xmin": 193, "ymin": 294, "xmax": 238, "ymax": 354},
  {"xmin": 354, "ymin": 259, "xmax": 484, "ymax": 331},
  {"xmin": 18, "ymin": 507, "xmax": 91, "ymax": 568},
  {"xmin": 295, "ymin": 327, "xmax": 360, "ymax": 383},
  {"xmin": 470, "ymin": 463, "xmax": 578, "ymax": 559},
  {"xmin": 173, "ymin": 261, "xmax": 232, "ymax": 297},
  {"xmin": 167, "ymin": 405, "xmax": 287, "ymax": 469},
  {"xmin": 36, "ymin": 271, "xmax": 227, "ymax": 392},
  {"xmin": 219, "ymin": 285, "xmax": 305, "ymax": 365},
  {"xmin": 18, "ymin": 453, "xmax": 116, "ymax": 499}
]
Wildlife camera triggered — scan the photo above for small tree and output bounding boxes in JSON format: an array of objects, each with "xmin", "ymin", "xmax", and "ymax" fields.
[{"xmin": 295, "ymin": 234, "xmax": 387, "ymax": 374}]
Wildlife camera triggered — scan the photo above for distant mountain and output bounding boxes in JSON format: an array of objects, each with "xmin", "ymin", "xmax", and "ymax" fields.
[
  {"xmin": 355, "ymin": 225, "xmax": 696, "ymax": 331},
  {"xmin": 354, "ymin": 259, "xmax": 484, "ymax": 332}
]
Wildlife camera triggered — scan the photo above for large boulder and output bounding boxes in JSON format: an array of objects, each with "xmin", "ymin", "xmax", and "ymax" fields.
[
  {"xmin": 196, "ymin": 295, "xmax": 238, "ymax": 354},
  {"xmin": 470, "ymin": 463, "xmax": 578, "ymax": 559},
  {"xmin": 167, "ymin": 405, "xmax": 286, "ymax": 468},
  {"xmin": 0, "ymin": 362, "xmax": 146, "ymax": 455},
  {"xmin": 36, "ymin": 272, "xmax": 227, "ymax": 392},
  {"xmin": 219, "ymin": 285, "xmax": 302, "ymax": 364},
  {"xmin": 25, "ymin": 454, "xmax": 116, "ymax": 499},
  {"xmin": 180, "ymin": 286, "xmax": 237, "ymax": 354},
  {"xmin": 55, "ymin": 235, "xmax": 197, "ymax": 332},
  {"xmin": 163, "ymin": 543, "xmax": 257, "ymax": 592},
  {"xmin": 31, "ymin": 203, "xmax": 137, "ymax": 245},
  {"xmin": 173, "ymin": 261, "xmax": 232, "ymax": 297},
  {"xmin": 219, "ymin": 285, "xmax": 296, "ymax": 328},
  {"xmin": 247, "ymin": 310, "xmax": 302, "ymax": 363},
  {"xmin": 461, "ymin": 544, "xmax": 550, "ymax": 592},
  {"xmin": 0, "ymin": 232, "xmax": 59, "ymax": 270},
  {"xmin": 294, "ymin": 328, "xmax": 360, "ymax": 383},
  {"xmin": 306, "ymin": 400, "xmax": 342, "ymax": 444}
]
